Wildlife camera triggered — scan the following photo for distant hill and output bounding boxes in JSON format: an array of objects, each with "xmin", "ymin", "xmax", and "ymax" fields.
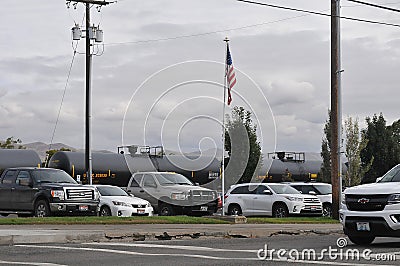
[{"xmin": 23, "ymin": 142, "xmax": 77, "ymax": 161}]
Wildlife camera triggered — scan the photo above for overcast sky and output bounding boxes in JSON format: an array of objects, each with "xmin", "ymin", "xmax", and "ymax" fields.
[{"xmin": 1, "ymin": 0, "xmax": 400, "ymax": 155}]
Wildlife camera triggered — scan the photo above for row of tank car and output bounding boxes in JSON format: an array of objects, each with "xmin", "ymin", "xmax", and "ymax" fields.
[{"xmin": 0, "ymin": 147, "xmax": 331, "ymax": 217}]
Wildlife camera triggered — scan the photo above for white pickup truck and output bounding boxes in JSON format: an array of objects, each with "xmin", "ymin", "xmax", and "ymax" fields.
[{"xmin": 340, "ymin": 164, "xmax": 400, "ymax": 245}]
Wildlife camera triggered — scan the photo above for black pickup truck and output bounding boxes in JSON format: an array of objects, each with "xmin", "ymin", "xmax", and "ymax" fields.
[{"xmin": 0, "ymin": 167, "xmax": 99, "ymax": 217}]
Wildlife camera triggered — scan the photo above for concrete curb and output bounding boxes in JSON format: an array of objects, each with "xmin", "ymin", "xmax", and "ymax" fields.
[{"xmin": 0, "ymin": 224, "xmax": 344, "ymax": 245}]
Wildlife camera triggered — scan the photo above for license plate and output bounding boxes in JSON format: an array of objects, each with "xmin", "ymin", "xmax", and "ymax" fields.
[
  {"xmin": 137, "ymin": 209, "xmax": 145, "ymax": 214},
  {"xmin": 311, "ymin": 206, "xmax": 317, "ymax": 211},
  {"xmin": 79, "ymin": 205, "xmax": 89, "ymax": 211},
  {"xmin": 200, "ymin": 206, "xmax": 208, "ymax": 211},
  {"xmin": 356, "ymin": 222, "xmax": 370, "ymax": 231}
]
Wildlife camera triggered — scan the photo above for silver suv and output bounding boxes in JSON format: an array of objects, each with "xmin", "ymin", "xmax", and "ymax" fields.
[
  {"xmin": 224, "ymin": 183, "xmax": 322, "ymax": 217},
  {"xmin": 125, "ymin": 172, "xmax": 218, "ymax": 216}
]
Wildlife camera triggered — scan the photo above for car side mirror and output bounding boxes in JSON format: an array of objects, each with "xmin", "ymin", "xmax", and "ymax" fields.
[
  {"xmin": 263, "ymin": 189, "xmax": 272, "ymax": 195},
  {"xmin": 309, "ymin": 191, "xmax": 317, "ymax": 195},
  {"xmin": 376, "ymin": 177, "xmax": 383, "ymax": 182}
]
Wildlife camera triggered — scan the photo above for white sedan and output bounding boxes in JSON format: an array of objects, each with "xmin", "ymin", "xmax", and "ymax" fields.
[{"xmin": 93, "ymin": 185, "xmax": 153, "ymax": 217}]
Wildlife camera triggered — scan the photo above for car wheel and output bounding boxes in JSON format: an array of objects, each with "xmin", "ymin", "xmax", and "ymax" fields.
[
  {"xmin": 228, "ymin": 204, "xmax": 242, "ymax": 216},
  {"xmin": 159, "ymin": 203, "xmax": 175, "ymax": 216},
  {"xmin": 34, "ymin": 200, "xmax": 51, "ymax": 217},
  {"xmin": 99, "ymin": 206, "xmax": 112, "ymax": 216},
  {"xmin": 323, "ymin": 203, "xmax": 332, "ymax": 217},
  {"xmin": 348, "ymin": 235, "xmax": 375, "ymax": 245},
  {"xmin": 273, "ymin": 203, "xmax": 288, "ymax": 218}
]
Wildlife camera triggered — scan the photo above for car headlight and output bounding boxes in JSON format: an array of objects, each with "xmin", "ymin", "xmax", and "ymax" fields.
[
  {"xmin": 94, "ymin": 190, "xmax": 100, "ymax": 200},
  {"xmin": 388, "ymin": 194, "xmax": 400, "ymax": 204},
  {"xmin": 112, "ymin": 201, "xmax": 131, "ymax": 207},
  {"xmin": 171, "ymin": 192, "xmax": 188, "ymax": 200},
  {"xmin": 51, "ymin": 190, "xmax": 65, "ymax": 200},
  {"xmin": 341, "ymin": 194, "xmax": 346, "ymax": 205},
  {"xmin": 284, "ymin": 196, "xmax": 303, "ymax": 202},
  {"xmin": 146, "ymin": 202, "xmax": 151, "ymax": 208}
]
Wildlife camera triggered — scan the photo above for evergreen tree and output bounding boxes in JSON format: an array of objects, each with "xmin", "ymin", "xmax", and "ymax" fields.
[
  {"xmin": 224, "ymin": 106, "xmax": 262, "ymax": 185},
  {"xmin": 344, "ymin": 117, "xmax": 371, "ymax": 187},
  {"xmin": 361, "ymin": 113, "xmax": 394, "ymax": 183},
  {"xmin": 320, "ymin": 110, "xmax": 332, "ymax": 183},
  {"xmin": 0, "ymin": 137, "xmax": 25, "ymax": 149}
]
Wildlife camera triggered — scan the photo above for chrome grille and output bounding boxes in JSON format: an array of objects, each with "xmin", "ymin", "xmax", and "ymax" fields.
[
  {"xmin": 66, "ymin": 188, "xmax": 94, "ymax": 200},
  {"xmin": 191, "ymin": 190, "xmax": 215, "ymax": 202},
  {"xmin": 132, "ymin": 204, "xmax": 147, "ymax": 208},
  {"xmin": 346, "ymin": 194, "xmax": 388, "ymax": 211},
  {"xmin": 304, "ymin": 198, "xmax": 320, "ymax": 204}
]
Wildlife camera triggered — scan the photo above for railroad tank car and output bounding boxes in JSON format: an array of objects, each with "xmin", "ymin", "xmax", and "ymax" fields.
[
  {"xmin": 48, "ymin": 151, "xmax": 221, "ymax": 186},
  {"xmin": 0, "ymin": 149, "xmax": 41, "ymax": 174}
]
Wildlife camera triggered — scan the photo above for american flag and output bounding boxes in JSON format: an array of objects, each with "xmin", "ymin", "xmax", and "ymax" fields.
[{"xmin": 226, "ymin": 45, "xmax": 236, "ymax": 105}]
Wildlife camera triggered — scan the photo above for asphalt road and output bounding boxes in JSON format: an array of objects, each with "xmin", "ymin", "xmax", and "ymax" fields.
[{"xmin": 1, "ymin": 234, "xmax": 399, "ymax": 265}]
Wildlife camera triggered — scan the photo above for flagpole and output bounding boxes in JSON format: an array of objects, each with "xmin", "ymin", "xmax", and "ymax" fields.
[{"xmin": 222, "ymin": 37, "xmax": 229, "ymax": 214}]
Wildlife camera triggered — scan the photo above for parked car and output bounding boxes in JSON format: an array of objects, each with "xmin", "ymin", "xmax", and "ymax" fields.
[
  {"xmin": 91, "ymin": 185, "xmax": 153, "ymax": 217},
  {"xmin": 125, "ymin": 172, "xmax": 218, "ymax": 216},
  {"xmin": 287, "ymin": 182, "xmax": 332, "ymax": 217},
  {"xmin": 224, "ymin": 183, "xmax": 322, "ymax": 217},
  {"xmin": 340, "ymin": 164, "xmax": 400, "ymax": 245},
  {"xmin": 0, "ymin": 167, "xmax": 99, "ymax": 217}
]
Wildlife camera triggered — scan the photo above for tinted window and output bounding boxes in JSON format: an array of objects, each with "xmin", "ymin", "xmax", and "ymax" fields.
[
  {"xmin": 31, "ymin": 169, "xmax": 76, "ymax": 184},
  {"xmin": 268, "ymin": 184, "xmax": 300, "ymax": 194},
  {"xmin": 154, "ymin": 173, "xmax": 193, "ymax": 186},
  {"xmin": 231, "ymin": 186, "xmax": 252, "ymax": 194},
  {"xmin": 130, "ymin": 174, "xmax": 143, "ymax": 187},
  {"xmin": 2, "ymin": 170, "xmax": 17, "ymax": 184},
  {"xmin": 301, "ymin": 185, "xmax": 319, "ymax": 194},
  {"xmin": 379, "ymin": 164, "xmax": 400, "ymax": 182},
  {"xmin": 313, "ymin": 184, "xmax": 332, "ymax": 195},
  {"xmin": 97, "ymin": 186, "xmax": 128, "ymax": 196},
  {"xmin": 255, "ymin": 185, "xmax": 269, "ymax": 194},
  {"xmin": 16, "ymin": 171, "xmax": 31, "ymax": 185},
  {"xmin": 143, "ymin": 174, "xmax": 157, "ymax": 187}
]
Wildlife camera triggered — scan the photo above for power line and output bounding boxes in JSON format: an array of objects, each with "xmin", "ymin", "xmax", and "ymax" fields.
[
  {"xmin": 48, "ymin": 45, "xmax": 78, "ymax": 162},
  {"xmin": 237, "ymin": 0, "xmax": 400, "ymax": 28},
  {"xmin": 104, "ymin": 12, "xmax": 320, "ymax": 46},
  {"xmin": 347, "ymin": 0, "xmax": 400, "ymax": 12},
  {"xmin": 103, "ymin": 1, "xmax": 400, "ymax": 47}
]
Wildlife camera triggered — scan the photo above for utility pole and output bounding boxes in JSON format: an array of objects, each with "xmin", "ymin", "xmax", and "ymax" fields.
[
  {"xmin": 67, "ymin": 0, "xmax": 113, "ymax": 185},
  {"xmin": 331, "ymin": 0, "xmax": 342, "ymax": 220}
]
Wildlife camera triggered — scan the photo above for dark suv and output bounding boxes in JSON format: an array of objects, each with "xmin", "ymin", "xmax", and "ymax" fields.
[{"xmin": 0, "ymin": 167, "xmax": 99, "ymax": 217}]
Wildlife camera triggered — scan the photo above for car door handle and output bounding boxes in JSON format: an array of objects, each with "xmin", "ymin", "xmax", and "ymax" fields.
[{"xmin": 139, "ymin": 190, "xmax": 144, "ymax": 193}]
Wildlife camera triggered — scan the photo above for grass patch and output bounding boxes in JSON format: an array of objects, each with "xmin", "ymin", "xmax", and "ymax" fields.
[
  {"xmin": 0, "ymin": 216, "xmax": 339, "ymax": 225},
  {"xmin": 0, "ymin": 216, "xmax": 230, "ymax": 225},
  {"xmin": 247, "ymin": 216, "xmax": 339, "ymax": 224}
]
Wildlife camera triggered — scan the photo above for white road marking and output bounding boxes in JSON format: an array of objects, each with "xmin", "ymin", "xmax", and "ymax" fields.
[
  {"xmin": 15, "ymin": 244, "xmax": 397, "ymax": 266},
  {"xmin": 85, "ymin": 242, "xmax": 256, "ymax": 253},
  {"xmin": 0, "ymin": 261, "xmax": 66, "ymax": 266}
]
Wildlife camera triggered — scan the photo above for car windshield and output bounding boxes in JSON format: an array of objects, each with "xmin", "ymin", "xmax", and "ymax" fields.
[
  {"xmin": 378, "ymin": 164, "xmax": 400, "ymax": 182},
  {"xmin": 96, "ymin": 186, "xmax": 128, "ymax": 196},
  {"xmin": 268, "ymin": 184, "xmax": 300, "ymax": 194},
  {"xmin": 314, "ymin": 184, "xmax": 332, "ymax": 195},
  {"xmin": 155, "ymin": 173, "xmax": 193, "ymax": 186},
  {"xmin": 31, "ymin": 169, "xmax": 77, "ymax": 184}
]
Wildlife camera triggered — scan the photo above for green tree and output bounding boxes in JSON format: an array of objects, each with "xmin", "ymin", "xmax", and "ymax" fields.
[
  {"xmin": 0, "ymin": 137, "xmax": 25, "ymax": 149},
  {"xmin": 344, "ymin": 117, "xmax": 371, "ymax": 187},
  {"xmin": 360, "ymin": 113, "xmax": 395, "ymax": 183},
  {"xmin": 44, "ymin": 147, "xmax": 71, "ymax": 167},
  {"xmin": 224, "ymin": 106, "xmax": 262, "ymax": 185},
  {"xmin": 320, "ymin": 110, "xmax": 332, "ymax": 183}
]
